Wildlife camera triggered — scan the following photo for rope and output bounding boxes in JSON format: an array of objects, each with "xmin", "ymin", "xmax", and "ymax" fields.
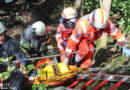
[
  {"xmin": 11, "ymin": 44, "xmax": 118, "ymax": 62},
  {"xmin": 9, "ymin": 43, "xmax": 129, "ymax": 63},
  {"xmin": 0, "ymin": 42, "xmax": 129, "ymax": 64}
]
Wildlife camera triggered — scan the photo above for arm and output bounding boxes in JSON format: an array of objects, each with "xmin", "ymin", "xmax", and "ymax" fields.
[
  {"xmin": 64, "ymin": 23, "xmax": 84, "ymax": 64},
  {"xmin": 55, "ymin": 23, "xmax": 66, "ymax": 50},
  {"xmin": 105, "ymin": 20, "xmax": 125, "ymax": 44},
  {"xmin": 105, "ymin": 20, "xmax": 130, "ymax": 56},
  {"xmin": 10, "ymin": 38, "xmax": 35, "ymax": 73},
  {"xmin": 20, "ymin": 25, "xmax": 32, "ymax": 52}
]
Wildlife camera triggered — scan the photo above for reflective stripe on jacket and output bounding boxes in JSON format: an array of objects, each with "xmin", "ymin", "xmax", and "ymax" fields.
[
  {"xmin": 0, "ymin": 65, "xmax": 16, "ymax": 81},
  {"xmin": 55, "ymin": 22, "xmax": 76, "ymax": 50},
  {"xmin": 20, "ymin": 25, "xmax": 49, "ymax": 53}
]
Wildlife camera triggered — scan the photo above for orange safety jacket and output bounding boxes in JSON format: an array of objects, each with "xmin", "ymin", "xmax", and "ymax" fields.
[
  {"xmin": 55, "ymin": 22, "xmax": 76, "ymax": 51},
  {"xmin": 65, "ymin": 14, "xmax": 126, "ymax": 56}
]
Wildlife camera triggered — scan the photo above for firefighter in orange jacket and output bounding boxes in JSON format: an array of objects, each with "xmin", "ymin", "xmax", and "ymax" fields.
[
  {"xmin": 55, "ymin": 7, "xmax": 78, "ymax": 62},
  {"xmin": 63, "ymin": 8, "xmax": 130, "ymax": 68}
]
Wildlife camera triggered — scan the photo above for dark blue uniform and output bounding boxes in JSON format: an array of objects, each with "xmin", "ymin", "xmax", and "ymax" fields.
[
  {"xmin": 20, "ymin": 25, "xmax": 49, "ymax": 57},
  {"xmin": 0, "ymin": 35, "xmax": 35, "ymax": 90}
]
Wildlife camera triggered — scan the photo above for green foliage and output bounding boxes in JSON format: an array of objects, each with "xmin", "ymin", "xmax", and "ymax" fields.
[
  {"xmin": 126, "ymin": 25, "xmax": 130, "ymax": 34},
  {"xmin": 32, "ymin": 84, "xmax": 54, "ymax": 90},
  {"xmin": 64, "ymin": 0, "xmax": 129, "ymax": 34},
  {"xmin": 63, "ymin": 0, "xmax": 100, "ymax": 13},
  {"xmin": 65, "ymin": 0, "xmax": 75, "ymax": 7},
  {"xmin": 111, "ymin": 0, "xmax": 130, "ymax": 34},
  {"xmin": 84, "ymin": 0, "xmax": 100, "ymax": 13}
]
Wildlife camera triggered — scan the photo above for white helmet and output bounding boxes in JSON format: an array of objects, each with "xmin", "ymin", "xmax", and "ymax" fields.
[
  {"xmin": 0, "ymin": 22, "xmax": 6, "ymax": 34},
  {"xmin": 62, "ymin": 7, "xmax": 77, "ymax": 19},
  {"xmin": 90, "ymin": 8, "xmax": 108, "ymax": 29},
  {"xmin": 32, "ymin": 21, "xmax": 46, "ymax": 36}
]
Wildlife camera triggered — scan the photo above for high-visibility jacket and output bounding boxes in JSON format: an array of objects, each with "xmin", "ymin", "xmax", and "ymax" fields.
[
  {"xmin": 55, "ymin": 21, "xmax": 77, "ymax": 62},
  {"xmin": 55, "ymin": 22, "xmax": 75, "ymax": 51},
  {"xmin": 20, "ymin": 25, "xmax": 50, "ymax": 56},
  {"xmin": 0, "ymin": 35, "xmax": 35, "ymax": 81},
  {"xmin": 65, "ymin": 14, "xmax": 126, "ymax": 61}
]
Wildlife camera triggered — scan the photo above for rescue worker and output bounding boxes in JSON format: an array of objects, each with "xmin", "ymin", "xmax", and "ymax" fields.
[
  {"xmin": 63, "ymin": 8, "xmax": 130, "ymax": 68},
  {"xmin": 0, "ymin": 22, "xmax": 36, "ymax": 90},
  {"xmin": 20, "ymin": 21, "xmax": 52, "ymax": 57},
  {"xmin": 55, "ymin": 7, "xmax": 78, "ymax": 62}
]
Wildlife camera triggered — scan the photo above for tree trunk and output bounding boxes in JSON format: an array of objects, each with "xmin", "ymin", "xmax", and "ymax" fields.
[
  {"xmin": 74, "ymin": 0, "xmax": 81, "ymax": 9},
  {"xmin": 80, "ymin": 0, "xmax": 84, "ymax": 17},
  {"xmin": 100, "ymin": 0, "xmax": 111, "ymax": 18},
  {"xmin": 74, "ymin": 0, "xmax": 84, "ymax": 17}
]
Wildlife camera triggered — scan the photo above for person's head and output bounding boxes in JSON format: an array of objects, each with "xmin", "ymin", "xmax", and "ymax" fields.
[
  {"xmin": 60, "ymin": 7, "xmax": 77, "ymax": 23},
  {"xmin": 32, "ymin": 21, "xmax": 46, "ymax": 36},
  {"xmin": 0, "ymin": 22, "xmax": 6, "ymax": 44},
  {"xmin": 90, "ymin": 8, "xmax": 108, "ymax": 31}
]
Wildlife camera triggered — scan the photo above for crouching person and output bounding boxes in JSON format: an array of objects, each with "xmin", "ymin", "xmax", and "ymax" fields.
[
  {"xmin": 0, "ymin": 22, "xmax": 36, "ymax": 90},
  {"xmin": 20, "ymin": 21, "xmax": 52, "ymax": 57}
]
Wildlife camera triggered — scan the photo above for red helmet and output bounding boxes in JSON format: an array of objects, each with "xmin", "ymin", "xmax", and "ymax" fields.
[{"xmin": 90, "ymin": 8, "xmax": 108, "ymax": 29}]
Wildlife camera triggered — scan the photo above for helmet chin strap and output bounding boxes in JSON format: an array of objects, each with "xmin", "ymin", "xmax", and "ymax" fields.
[
  {"xmin": 94, "ymin": 26, "xmax": 105, "ymax": 32},
  {"xmin": 65, "ymin": 21, "xmax": 75, "ymax": 29},
  {"xmin": 96, "ymin": 28, "xmax": 100, "ymax": 31},
  {"xmin": 94, "ymin": 26, "xmax": 100, "ymax": 31}
]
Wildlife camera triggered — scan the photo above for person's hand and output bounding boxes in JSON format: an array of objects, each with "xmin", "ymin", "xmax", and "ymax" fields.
[
  {"xmin": 29, "ymin": 69, "xmax": 37, "ymax": 81},
  {"xmin": 122, "ymin": 47, "xmax": 130, "ymax": 57}
]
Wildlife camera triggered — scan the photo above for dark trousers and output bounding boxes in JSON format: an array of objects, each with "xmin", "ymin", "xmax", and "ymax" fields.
[{"xmin": 5, "ymin": 70, "xmax": 26, "ymax": 90}]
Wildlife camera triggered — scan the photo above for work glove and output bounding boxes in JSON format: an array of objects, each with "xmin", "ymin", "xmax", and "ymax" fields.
[
  {"xmin": 122, "ymin": 47, "xmax": 130, "ymax": 57},
  {"xmin": 29, "ymin": 69, "xmax": 37, "ymax": 81}
]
